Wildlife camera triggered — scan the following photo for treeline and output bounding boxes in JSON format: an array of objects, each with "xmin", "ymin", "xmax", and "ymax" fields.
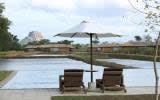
[
  {"xmin": 27, "ymin": 39, "xmax": 74, "ymax": 45},
  {"xmin": 0, "ymin": 3, "xmax": 22, "ymax": 51},
  {"xmin": 112, "ymin": 35, "xmax": 157, "ymax": 55},
  {"xmin": 112, "ymin": 47, "xmax": 157, "ymax": 56}
]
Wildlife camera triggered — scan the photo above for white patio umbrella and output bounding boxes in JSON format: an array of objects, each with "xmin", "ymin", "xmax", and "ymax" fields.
[{"xmin": 54, "ymin": 20, "xmax": 121, "ymax": 83}]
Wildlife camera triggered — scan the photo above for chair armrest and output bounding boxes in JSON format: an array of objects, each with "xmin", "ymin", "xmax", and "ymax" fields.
[
  {"xmin": 59, "ymin": 75, "xmax": 64, "ymax": 81},
  {"xmin": 96, "ymin": 79, "xmax": 102, "ymax": 84},
  {"xmin": 81, "ymin": 82, "xmax": 87, "ymax": 94},
  {"xmin": 96, "ymin": 79, "xmax": 103, "ymax": 88},
  {"xmin": 82, "ymin": 82, "xmax": 85, "ymax": 88},
  {"xmin": 59, "ymin": 75, "xmax": 64, "ymax": 91},
  {"xmin": 120, "ymin": 75, "xmax": 125, "ymax": 86}
]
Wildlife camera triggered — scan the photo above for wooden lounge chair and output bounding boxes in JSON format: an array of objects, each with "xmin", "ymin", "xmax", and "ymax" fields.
[
  {"xmin": 96, "ymin": 68, "xmax": 126, "ymax": 93},
  {"xmin": 59, "ymin": 69, "xmax": 86, "ymax": 94}
]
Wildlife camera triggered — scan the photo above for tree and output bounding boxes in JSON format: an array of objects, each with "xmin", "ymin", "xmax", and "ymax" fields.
[
  {"xmin": 0, "ymin": 3, "xmax": 4, "ymax": 14},
  {"xmin": 134, "ymin": 35, "xmax": 142, "ymax": 41},
  {"xmin": 57, "ymin": 40, "xmax": 73, "ymax": 44},
  {"xmin": 0, "ymin": 3, "xmax": 12, "ymax": 51},
  {"xmin": 27, "ymin": 39, "xmax": 50, "ymax": 45},
  {"xmin": 9, "ymin": 34, "xmax": 22, "ymax": 50},
  {"xmin": 38, "ymin": 39, "xmax": 50, "ymax": 44},
  {"xmin": 0, "ymin": 3, "xmax": 22, "ymax": 51},
  {"xmin": 128, "ymin": 0, "xmax": 160, "ymax": 100},
  {"xmin": 27, "ymin": 41, "xmax": 38, "ymax": 45},
  {"xmin": 92, "ymin": 39, "xmax": 99, "ymax": 44},
  {"xmin": 143, "ymin": 34, "xmax": 152, "ymax": 45},
  {"xmin": 102, "ymin": 41, "xmax": 109, "ymax": 44},
  {"xmin": 74, "ymin": 44, "xmax": 81, "ymax": 49}
]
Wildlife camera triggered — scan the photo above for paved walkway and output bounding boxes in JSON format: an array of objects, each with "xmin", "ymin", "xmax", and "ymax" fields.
[{"xmin": 0, "ymin": 87, "xmax": 159, "ymax": 100}]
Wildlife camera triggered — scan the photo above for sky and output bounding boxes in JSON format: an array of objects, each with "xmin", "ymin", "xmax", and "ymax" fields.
[{"xmin": 1, "ymin": 0, "xmax": 158, "ymax": 44}]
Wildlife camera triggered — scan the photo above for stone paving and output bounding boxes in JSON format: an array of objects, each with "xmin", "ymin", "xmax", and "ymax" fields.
[{"xmin": 0, "ymin": 87, "xmax": 159, "ymax": 100}]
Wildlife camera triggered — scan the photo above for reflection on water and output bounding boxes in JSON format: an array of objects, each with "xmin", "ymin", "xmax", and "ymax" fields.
[{"xmin": 0, "ymin": 58, "xmax": 159, "ymax": 89}]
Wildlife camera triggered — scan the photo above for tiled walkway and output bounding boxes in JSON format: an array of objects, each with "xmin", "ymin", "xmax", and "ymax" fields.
[{"xmin": 0, "ymin": 87, "xmax": 159, "ymax": 100}]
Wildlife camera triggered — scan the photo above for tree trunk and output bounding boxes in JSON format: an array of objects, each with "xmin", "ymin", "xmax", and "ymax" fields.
[{"xmin": 153, "ymin": 31, "xmax": 160, "ymax": 100}]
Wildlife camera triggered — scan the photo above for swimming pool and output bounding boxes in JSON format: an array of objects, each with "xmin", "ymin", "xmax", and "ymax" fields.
[
  {"xmin": 0, "ymin": 58, "xmax": 103, "ymax": 89},
  {"xmin": 99, "ymin": 59, "xmax": 160, "ymax": 87},
  {"xmin": 0, "ymin": 58, "xmax": 159, "ymax": 89}
]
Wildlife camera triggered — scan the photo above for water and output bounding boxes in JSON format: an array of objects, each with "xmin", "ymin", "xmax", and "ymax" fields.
[
  {"xmin": 0, "ymin": 58, "xmax": 160, "ymax": 89},
  {"xmin": 105, "ymin": 59, "xmax": 160, "ymax": 69},
  {"xmin": 0, "ymin": 58, "xmax": 103, "ymax": 89},
  {"xmin": 102, "ymin": 59, "xmax": 160, "ymax": 87}
]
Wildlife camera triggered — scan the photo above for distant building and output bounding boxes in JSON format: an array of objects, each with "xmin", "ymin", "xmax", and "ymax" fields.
[
  {"xmin": 25, "ymin": 44, "xmax": 74, "ymax": 54},
  {"xmin": 20, "ymin": 31, "xmax": 44, "ymax": 45}
]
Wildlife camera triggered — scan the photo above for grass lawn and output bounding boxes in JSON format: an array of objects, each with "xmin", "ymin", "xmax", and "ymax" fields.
[
  {"xmin": 107, "ymin": 53, "xmax": 160, "ymax": 62},
  {"xmin": 69, "ymin": 53, "xmax": 136, "ymax": 69},
  {"xmin": 0, "ymin": 71, "xmax": 12, "ymax": 82},
  {"xmin": 0, "ymin": 51, "xmax": 32, "ymax": 58},
  {"xmin": 52, "ymin": 94, "xmax": 159, "ymax": 100}
]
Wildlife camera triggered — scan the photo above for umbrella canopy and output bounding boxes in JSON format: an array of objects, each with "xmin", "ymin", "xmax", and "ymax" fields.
[
  {"xmin": 54, "ymin": 20, "xmax": 121, "ymax": 83},
  {"xmin": 55, "ymin": 21, "xmax": 121, "ymax": 38}
]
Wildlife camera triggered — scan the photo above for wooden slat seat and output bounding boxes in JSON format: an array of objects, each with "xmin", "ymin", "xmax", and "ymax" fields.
[
  {"xmin": 96, "ymin": 68, "xmax": 126, "ymax": 93},
  {"xmin": 59, "ymin": 69, "xmax": 86, "ymax": 94}
]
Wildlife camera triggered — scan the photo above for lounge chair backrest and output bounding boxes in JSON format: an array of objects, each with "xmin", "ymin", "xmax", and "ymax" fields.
[
  {"xmin": 64, "ymin": 69, "xmax": 84, "ymax": 72},
  {"xmin": 103, "ymin": 68, "xmax": 123, "ymax": 86},
  {"xmin": 104, "ymin": 68, "xmax": 122, "ymax": 71},
  {"xmin": 64, "ymin": 69, "xmax": 83, "ymax": 87}
]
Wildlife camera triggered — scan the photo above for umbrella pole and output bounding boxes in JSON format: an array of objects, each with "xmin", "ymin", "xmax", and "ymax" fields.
[{"xmin": 90, "ymin": 34, "xmax": 93, "ymax": 83}]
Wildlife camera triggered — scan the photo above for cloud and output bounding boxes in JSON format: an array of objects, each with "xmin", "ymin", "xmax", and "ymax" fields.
[
  {"xmin": 31, "ymin": 0, "xmax": 76, "ymax": 12},
  {"xmin": 78, "ymin": 0, "xmax": 131, "ymax": 9},
  {"xmin": 30, "ymin": 0, "xmax": 130, "ymax": 10},
  {"xmin": 1, "ymin": 0, "xmax": 153, "ymax": 43},
  {"xmin": 28, "ymin": 0, "xmax": 131, "ymax": 17},
  {"xmin": 79, "ymin": 0, "xmax": 106, "ymax": 8},
  {"xmin": 1, "ymin": 0, "xmax": 133, "ymax": 18}
]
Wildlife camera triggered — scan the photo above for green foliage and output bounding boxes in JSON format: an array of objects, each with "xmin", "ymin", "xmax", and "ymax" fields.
[
  {"xmin": 142, "ymin": 0, "xmax": 160, "ymax": 33},
  {"xmin": 130, "ymin": 0, "xmax": 160, "ymax": 33},
  {"xmin": 134, "ymin": 35, "xmax": 142, "ymax": 41},
  {"xmin": 107, "ymin": 53, "xmax": 160, "ymax": 62},
  {"xmin": 27, "ymin": 41, "xmax": 39, "ymax": 45},
  {"xmin": 143, "ymin": 34, "xmax": 152, "ymax": 45},
  {"xmin": 9, "ymin": 34, "xmax": 22, "ymax": 50},
  {"xmin": 38, "ymin": 39, "xmax": 50, "ymax": 44},
  {"xmin": 73, "ymin": 44, "xmax": 88, "ymax": 52},
  {"xmin": 57, "ymin": 40, "xmax": 73, "ymax": 44},
  {"xmin": 27, "ymin": 39, "xmax": 50, "ymax": 45},
  {"xmin": 0, "ymin": 71, "xmax": 11, "ymax": 81},
  {"xmin": 0, "ymin": 3, "xmax": 22, "ymax": 51},
  {"xmin": 92, "ymin": 39, "xmax": 99, "ymax": 44},
  {"xmin": 70, "ymin": 53, "xmax": 127, "ymax": 69},
  {"xmin": 0, "ymin": 4, "xmax": 11, "ymax": 51},
  {"xmin": 113, "ymin": 47, "xmax": 156, "ymax": 55},
  {"xmin": 0, "ymin": 3, "xmax": 4, "ymax": 15},
  {"xmin": 0, "ymin": 51, "xmax": 31, "ymax": 58}
]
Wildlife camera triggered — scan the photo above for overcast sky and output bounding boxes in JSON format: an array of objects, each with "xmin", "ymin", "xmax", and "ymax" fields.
[{"xmin": 1, "ymin": 0, "xmax": 158, "ymax": 43}]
